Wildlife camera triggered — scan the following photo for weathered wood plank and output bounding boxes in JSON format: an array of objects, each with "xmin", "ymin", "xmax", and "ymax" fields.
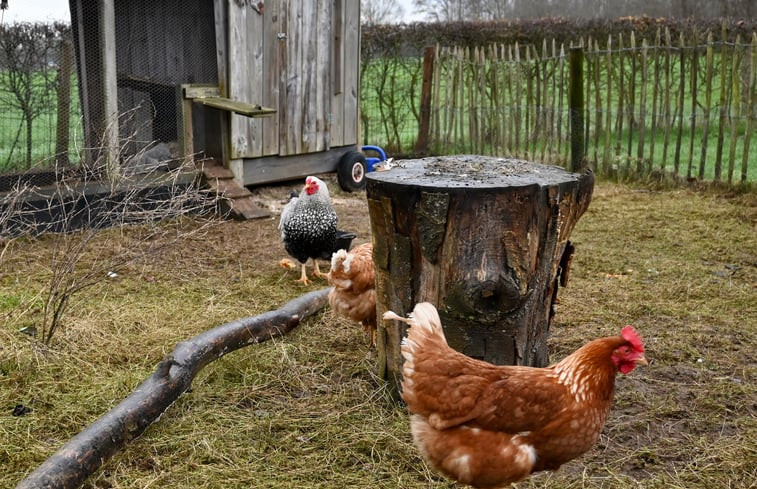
[
  {"xmin": 228, "ymin": 0, "xmax": 265, "ymax": 159},
  {"xmin": 314, "ymin": 0, "xmax": 331, "ymax": 152},
  {"xmin": 280, "ymin": 0, "xmax": 302, "ymax": 155},
  {"xmin": 261, "ymin": 0, "xmax": 280, "ymax": 156},
  {"xmin": 214, "ymin": 0, "xmax": 230, "ymax": 166},
  {"xmin": 228, "ymin": 0, "xmax": 249, "ymax": 159},
  {"xmin": 244, "ymin": 0, "xmax": 265, "ymax": 156},
  {"xmin": 341, "ymin": 0, "xmax": 360, "ymax": 146},
  {"xmin": 331, "ymin": 0, "xmax": 345, "ymax": 147},
  {"xmin": 196, "ymin": 97, "xmax": 276, "ymax": 117}
]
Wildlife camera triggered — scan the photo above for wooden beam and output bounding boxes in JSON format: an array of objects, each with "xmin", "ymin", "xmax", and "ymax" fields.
[
  {"xmin": 194, "ymin": 97, "xmax": 276, "ymax": 118},
  {"xmin": 414, "ymin": 46, "xmax": 436, "ymax": 155},
  {"xmin": 100, "ymin": 0, "xmax": 120, "ymax": 180}
]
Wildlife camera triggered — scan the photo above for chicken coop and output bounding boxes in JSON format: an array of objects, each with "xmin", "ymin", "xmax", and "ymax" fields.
[{"xmin": 69, "ymin": 0, "xmax": 363, "ymax": 217}]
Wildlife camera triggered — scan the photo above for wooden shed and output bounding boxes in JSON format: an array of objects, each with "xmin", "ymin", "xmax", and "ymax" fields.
[{"xmin": 69, "ymin": 0, "xmax": 363, "ymax": 206}]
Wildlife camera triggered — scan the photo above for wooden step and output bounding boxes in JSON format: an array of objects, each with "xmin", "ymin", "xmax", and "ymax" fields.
[{"xmin": 198, "ymin": 160, "xmax": 270, "ymax": 220}]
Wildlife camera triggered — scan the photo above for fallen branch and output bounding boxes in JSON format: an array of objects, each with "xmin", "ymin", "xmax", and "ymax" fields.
[{"xmin": 16, "ymin": 288, "xmax": 332, "ymax": 489}]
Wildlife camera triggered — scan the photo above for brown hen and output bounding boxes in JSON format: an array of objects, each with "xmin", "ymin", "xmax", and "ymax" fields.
[
  {"xmin": 384, "ymin": 302, "xmax": 647, "ymax": 489},
  {"xmin": 327, "ymin": 242, "xmax": 377, "ymax": 346}
]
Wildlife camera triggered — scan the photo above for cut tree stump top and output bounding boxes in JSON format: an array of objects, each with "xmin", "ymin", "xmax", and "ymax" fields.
[{"xmin": 367, "ymin": 155, "xmax": 585, "ymax": 189}]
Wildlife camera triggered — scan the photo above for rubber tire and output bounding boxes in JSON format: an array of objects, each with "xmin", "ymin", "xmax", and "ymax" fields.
[{"xmin": 337, "ymin": 150, "xmax": 368, "ymax": 192}]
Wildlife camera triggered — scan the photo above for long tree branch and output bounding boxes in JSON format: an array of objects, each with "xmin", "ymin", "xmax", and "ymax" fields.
[{"xmin": 16, "ymin": 287, "xmax": 332, "ymax": 489}]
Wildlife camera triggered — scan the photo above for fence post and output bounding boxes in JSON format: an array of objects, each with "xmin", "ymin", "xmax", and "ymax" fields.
[
  {"xmin": 414, "ymin": 46, "xmax": 436, "ymax": 155},
  {"xmin": 55, "ymin": 39, "xmax": 73, "ymax": 166},
  {"xmin": 569, "ymin": 46, "xmax": 585, "ymax": 172}
]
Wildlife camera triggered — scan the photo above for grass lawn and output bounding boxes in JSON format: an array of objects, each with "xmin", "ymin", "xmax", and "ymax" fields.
[{"xmin": 1, "ymin": 178, "xmax": 755, "ymax": 488}]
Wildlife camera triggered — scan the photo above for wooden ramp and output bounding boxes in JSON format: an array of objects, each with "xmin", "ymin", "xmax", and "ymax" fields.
[{"xmin": 198, "ymin": 160, "xmax": 270, "ymax": 219}]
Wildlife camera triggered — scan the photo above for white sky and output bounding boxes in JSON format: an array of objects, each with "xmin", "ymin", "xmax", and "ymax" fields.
[
  {"xmin": 397, "ymin": 0, "xmax": 425, "ymax": 22},
  {"xmin": 1, "ymin": 0, "xmax": 423, "ymax": 24},
  {"xmin": 1, "ymin": 0, "xmax": 71, "ymax": 23}
]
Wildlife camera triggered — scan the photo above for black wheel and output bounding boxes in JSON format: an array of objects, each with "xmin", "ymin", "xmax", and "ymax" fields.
[{"xmin": 337, "ymin": 150, "xmax": 368, "ymax": 192}]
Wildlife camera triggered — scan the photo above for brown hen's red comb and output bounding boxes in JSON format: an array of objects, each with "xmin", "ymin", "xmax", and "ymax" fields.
[{"xmin": 620, "ymin": 326, "xmax": 644, "ymax": 352}]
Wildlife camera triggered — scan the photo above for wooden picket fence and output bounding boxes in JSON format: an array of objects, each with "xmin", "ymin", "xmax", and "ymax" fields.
[{"xmin": 410, "ymin": 28, "xmax": 757, "ymax": 184}]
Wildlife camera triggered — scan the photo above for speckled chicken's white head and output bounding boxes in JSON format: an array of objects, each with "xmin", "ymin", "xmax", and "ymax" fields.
[{"xmin": 304, "ymin": 176, "xmax": 329, "ymax": 197}]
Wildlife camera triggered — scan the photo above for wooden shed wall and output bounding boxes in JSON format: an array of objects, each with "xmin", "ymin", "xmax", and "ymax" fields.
[{"xmin": 228, "ymin": 0, "xmax": 360, "ymax": 160}]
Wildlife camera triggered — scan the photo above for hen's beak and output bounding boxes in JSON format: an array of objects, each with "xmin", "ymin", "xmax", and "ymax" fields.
[{"xmin": 635, "ymin": 354, "xmax": 648, "ymax": 366}]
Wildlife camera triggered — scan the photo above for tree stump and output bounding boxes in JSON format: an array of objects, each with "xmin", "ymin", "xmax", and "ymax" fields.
[{"xmin": 366, "ymin": 155, "xmax": 594, "ymax": 397}]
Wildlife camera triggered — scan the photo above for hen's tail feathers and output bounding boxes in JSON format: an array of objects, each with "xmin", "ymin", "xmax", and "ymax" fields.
[
  {"xmin": 385, "ymin": 303, "xmax": 449, "ymax": 412},
  {"xmin": 383, "ymin": 302, "xmax": 445, "ymax": 339}
]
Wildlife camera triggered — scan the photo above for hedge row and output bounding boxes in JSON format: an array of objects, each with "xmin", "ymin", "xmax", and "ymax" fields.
[{"xmin": 362, "ymin": 17, "xmax": 757, "ymax": 57}]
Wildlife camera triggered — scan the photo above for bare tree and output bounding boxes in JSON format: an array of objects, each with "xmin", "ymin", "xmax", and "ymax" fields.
[
  {"xmin": 413, "ymin": 0, "xmax": 467, "ymax": 22},
  {"xmin": 361, "ymin": 0, "xmax": 405, "ymax": 25}
]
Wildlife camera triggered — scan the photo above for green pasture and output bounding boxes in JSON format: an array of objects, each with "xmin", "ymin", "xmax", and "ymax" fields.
[{"xmin": 0, "ymin": 71, "xmax": 82, "ymax": 173}]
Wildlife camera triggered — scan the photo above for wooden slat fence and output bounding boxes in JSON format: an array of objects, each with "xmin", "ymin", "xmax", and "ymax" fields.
[{"xmin": 362, "ymin": 27, "xmax": 757, "ymax": 184}]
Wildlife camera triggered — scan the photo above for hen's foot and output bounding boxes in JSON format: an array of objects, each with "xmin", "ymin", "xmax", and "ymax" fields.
[{"xmin": 296, "ymin": 264, "xmax": 311, "ymax": 284}]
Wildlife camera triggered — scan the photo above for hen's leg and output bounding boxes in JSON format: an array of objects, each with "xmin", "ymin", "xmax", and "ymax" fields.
[
  {"xmin": 296, "ymin": 262, "xmax": 311, "ymax": 284},
  {"xmin": 313, "ymin": 259, "xmax": 329, "ymax": 279}
]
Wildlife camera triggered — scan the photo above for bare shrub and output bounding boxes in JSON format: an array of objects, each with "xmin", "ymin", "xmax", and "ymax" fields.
[{"xmin": 0, "ymin": 149, "xmax": 221, "ymax": 345}]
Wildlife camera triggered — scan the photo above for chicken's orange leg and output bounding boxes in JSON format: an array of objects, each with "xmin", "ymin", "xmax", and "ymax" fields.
[
  {"xmin": 296, "ymin": 262, "xmax": 311, "ymax": 284},
  {"xmin": 313, "ymin": 259, "xmax": 329, "ymax": 279}
]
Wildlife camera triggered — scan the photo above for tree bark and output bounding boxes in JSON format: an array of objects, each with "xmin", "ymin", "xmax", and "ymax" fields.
[
  {"xmin": 366, "ymin": 156, "xmax": 594, "ymax": 398},
  {"xmin": 16, "ymin": 288, "xmax": 331, "ymax": 489}
]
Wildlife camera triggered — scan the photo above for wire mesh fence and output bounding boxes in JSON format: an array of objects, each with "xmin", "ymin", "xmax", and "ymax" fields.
[{"xmin": 0, "ymin": 2, "xmax": 218, "ymax": 189}]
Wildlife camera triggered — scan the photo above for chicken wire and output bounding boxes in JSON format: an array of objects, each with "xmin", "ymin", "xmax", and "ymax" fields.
[{"xmin": 0, "ymin": 0, "xmax": 218, "ymax": 190}]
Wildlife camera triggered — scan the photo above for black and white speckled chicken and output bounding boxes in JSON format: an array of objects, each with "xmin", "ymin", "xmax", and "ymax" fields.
[{"xmin": 279, "ymin": 176, "xmax": 342, "ymax": 284}]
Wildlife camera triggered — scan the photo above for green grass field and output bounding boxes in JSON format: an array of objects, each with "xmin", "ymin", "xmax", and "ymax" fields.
[{"xmin": 0, "ymin": 72, "xmax": 82, "ymax": 173}]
